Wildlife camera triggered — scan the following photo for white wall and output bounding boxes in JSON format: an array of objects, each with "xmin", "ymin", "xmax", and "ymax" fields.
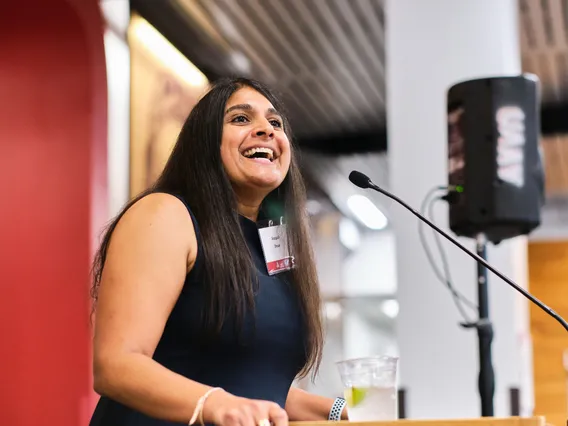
[
  {"xmin": 307, "ymin": 213, "xmax": 398, "ymax": 398},
  {"xmin": 301, "ymin": 314, "xmax": 346, "ymax": 398},
  {"xmin": 313, "ymin": 213, "xmax": 344, "ymax": 299},
  {"xmin": 101, "ymin": 0, "xmax": 131, "ymax": 218},
  {"xmin": 104, "ymin": 29, "xmax": 131, "ymax": 218},
  {"xmin": 343, "ymin": 230, "xmax": 397, "ymax": 297},
  {"xmin": 386, "ymin": 0, "xmax": 533, "ymax": 418},
  {"xmin": 343, "ymin": 310, "xmax": 398, "ymax": 361}
]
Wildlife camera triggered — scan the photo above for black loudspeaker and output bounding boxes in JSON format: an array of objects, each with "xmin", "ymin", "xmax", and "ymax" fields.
[{"xmin": 447, "ymin": 75, "xmax": 545, "ymax": 244}]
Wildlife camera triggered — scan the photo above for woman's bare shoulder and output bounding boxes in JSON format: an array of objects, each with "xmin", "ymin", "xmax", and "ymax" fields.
[{"xmin": 114, "ymin": 192, "xmax": 198, "ymax": 270}]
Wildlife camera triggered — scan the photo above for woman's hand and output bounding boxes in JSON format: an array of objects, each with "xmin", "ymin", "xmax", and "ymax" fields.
[{"xmin": 204, "ymin": 390, "xmax": 288, "ymax": 426}]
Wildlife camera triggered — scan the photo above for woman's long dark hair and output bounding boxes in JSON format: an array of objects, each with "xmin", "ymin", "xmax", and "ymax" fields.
[{"xmin": 91, "ymin": 77, "xmax": 323, "ymax": 378}]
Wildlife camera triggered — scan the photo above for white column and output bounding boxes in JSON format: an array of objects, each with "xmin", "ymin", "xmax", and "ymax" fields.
[
  {"xmin": 101, "ymin": 0, "xmax": 131, "ymax": 217},
  {"xmin": 386, "ymin": 0, "xmax": 533, "ymax": 418}
]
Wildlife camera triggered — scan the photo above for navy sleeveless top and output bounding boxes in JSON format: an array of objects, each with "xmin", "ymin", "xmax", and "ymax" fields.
[{"xmin": 90, "ymin": 195, "xmax": 307, "ymax": 425}]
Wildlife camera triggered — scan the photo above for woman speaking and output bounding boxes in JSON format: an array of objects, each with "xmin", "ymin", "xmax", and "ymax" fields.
[{"xmin": 89, "ymin": 78, "xmax": 348, "ymax": 426}]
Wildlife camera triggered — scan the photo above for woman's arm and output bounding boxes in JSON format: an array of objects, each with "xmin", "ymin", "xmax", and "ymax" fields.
[
  {"xmin": 93, "ymin": 194, "xmax": 211, "ymax": 422},
  {"xmin": 285, "ymin": 387, "xmax": 348, "ymax": 421},
  {"xmin": 92, "ymin": 194, "xmax": 287, "ymax": 426}
]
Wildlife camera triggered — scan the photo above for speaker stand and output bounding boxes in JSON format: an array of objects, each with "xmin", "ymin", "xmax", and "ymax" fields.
[
  {"xmin": 474, "ymin": 233, "xmax": 495, "ymax": 416},
  {"xmin": 461, "ymin": 233, "xmax": 495, "ymax": 415}
]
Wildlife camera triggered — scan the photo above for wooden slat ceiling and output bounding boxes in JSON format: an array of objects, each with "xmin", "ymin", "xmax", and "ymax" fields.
[
  {"xmin": 132, "ymin": 0, "xmax": 568, "ymax": 199},
  {"xmin": 520, "ymin": 0, "xmax": 568, "ymax": 105},
  {"xmin": 134, "ymin": 0, "xmax": 387, "ymax": 140},
  {"xmin": 520, "ymin": 0, "xmax": 568, "ymax": 196}
]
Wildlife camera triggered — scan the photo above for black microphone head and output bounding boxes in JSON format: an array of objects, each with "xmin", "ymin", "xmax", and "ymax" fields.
[{"xmin": 349, "ymin": 171, "xmax": 372, "ymax": 189}]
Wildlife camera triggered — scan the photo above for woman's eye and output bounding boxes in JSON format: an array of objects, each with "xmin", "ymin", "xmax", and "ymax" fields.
[
  {"xmin": 270, "ymin": 119, "xmax": 282, "ymax": 128},
  {"xmin": 232, "ymin": 115, "xmax": 249, "ymax": 123}
]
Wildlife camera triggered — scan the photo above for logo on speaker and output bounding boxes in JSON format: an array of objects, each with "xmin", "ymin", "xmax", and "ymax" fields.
[
  {"xmin": 496, "ymin": 105, "xmax": 525, "ymax": 187},
  {"xmin": 448, "ymin": 106, "xmax": 465, "ymax": 185}
]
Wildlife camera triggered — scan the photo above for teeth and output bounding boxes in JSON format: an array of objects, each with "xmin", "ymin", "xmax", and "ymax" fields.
[{"xmin": 242, "ymin": 147, "xmax": 274, "ymax": 160}]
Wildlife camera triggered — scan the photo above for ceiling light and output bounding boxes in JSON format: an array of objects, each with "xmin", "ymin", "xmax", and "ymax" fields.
[
  {"xmin": 381, "ymin": 299, "xmax": 399, "ymax": 318},
  {"xmin": 306, "ymin": 199, "xmax": 322, "ymax": 216},
  {"xmin": 230, "ymin": 51, "xmax": 251, "ymax": 74},
  {"xmin": 129, "ymin": 16, "xmax": 209, "ymax": 88},
  {"xmin": 339, "ymin": 217, "xmax": 361, "ymax": 250},
  {"xmin": 347, "ymin": 194, "xmax": 388, "ymax": 230},
  {"xmin": 324, "ymin": 302, "xmax": 343, "ymax": 320}
]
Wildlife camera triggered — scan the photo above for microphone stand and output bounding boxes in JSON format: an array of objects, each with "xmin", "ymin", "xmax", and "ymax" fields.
[
  {"xmin": 349, "ymin": 170, "xmax": 568, "ymax": 417},
  {"xmin": 462, "ymin": 234, "xmax": 495, "ymax": 417}
]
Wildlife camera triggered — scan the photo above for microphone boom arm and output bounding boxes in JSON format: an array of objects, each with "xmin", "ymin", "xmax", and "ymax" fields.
[{"xmin": 365, "ymin": 180, "xmax": 568, "ymax": 332}]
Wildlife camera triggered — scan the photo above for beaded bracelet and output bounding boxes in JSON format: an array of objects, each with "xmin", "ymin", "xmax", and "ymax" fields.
[{"xmin": 188, "ymin": 387, "xmax": 223, "ymax": 425}]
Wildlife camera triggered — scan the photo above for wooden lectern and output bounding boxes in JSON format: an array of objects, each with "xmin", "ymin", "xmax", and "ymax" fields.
[{"xmin": 290, "ymin": 417, "xmax": 548, "ymax": 426}]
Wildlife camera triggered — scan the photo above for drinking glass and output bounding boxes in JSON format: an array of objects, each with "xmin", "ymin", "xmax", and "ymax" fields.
[{"xmin": 336, "ymin": 356, "xmax": 399, "ymax": 421}]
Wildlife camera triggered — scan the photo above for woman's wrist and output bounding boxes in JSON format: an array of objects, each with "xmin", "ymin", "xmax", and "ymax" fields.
[
  {"xmin": 341, "ymin": 404, "xmax": 349, "ymax": 420},
  {"xmin": 200, "ymin": 388, "xmax": 235, "ymax": 424}
]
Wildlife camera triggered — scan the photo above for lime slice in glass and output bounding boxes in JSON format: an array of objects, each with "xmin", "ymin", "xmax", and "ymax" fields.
[{"xmin": 344, "ymin": 387, "xmax": 368, "ymax": 407}]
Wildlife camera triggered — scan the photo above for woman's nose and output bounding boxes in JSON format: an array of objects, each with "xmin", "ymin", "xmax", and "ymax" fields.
[{"xmin": 255, "ymin": 123, "xmax": 274, "ymax": 138}]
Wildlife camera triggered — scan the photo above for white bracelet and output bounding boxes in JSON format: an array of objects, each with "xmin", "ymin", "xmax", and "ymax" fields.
[
  {"xmin": 189, "ymin": 387, "xmax": 223, "ymax": 425},
  {"xmin": 328, "ymin": 397, "xmax": 346, "ymax": 421}
]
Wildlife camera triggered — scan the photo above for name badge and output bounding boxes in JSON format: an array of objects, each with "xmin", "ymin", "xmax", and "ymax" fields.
[{"xmin": 257, "ymin": 217, "xmax": 295, "ymax": 275}]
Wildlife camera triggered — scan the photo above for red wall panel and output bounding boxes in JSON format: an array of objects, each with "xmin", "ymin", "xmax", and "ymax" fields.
[{"xmin": 0, "ymin": 0, "xmax": 107, "ymax": 424}]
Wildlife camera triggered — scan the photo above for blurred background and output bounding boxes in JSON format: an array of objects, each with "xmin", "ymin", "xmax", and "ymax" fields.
[{"xmin": 2, "ymin": 0, "xmax": 568, "ymax": 425}]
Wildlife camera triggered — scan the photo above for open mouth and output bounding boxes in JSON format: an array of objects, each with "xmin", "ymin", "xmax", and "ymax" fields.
[{"xmin": 242, "ymin": 147, "xmax": 275, "ymax": 163}]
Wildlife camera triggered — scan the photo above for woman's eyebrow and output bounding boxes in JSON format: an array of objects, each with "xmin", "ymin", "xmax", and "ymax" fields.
[{"xmin": 225, "ymin": 104, "xmax": 281, "ymax": 116}]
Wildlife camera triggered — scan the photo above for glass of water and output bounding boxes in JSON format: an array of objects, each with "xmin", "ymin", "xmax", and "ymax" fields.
[{"xmin": 336, "ymin": 356, "xmax": 399, "ymax": 421}]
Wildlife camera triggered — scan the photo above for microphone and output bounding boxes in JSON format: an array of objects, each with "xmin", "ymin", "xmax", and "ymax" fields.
[
  {"xmin": 349, "ymin": 170, "xmax": 373, "ymax": 189},
  {"xmin": 348, "ymin": 170, "xmax": 568, "ymax": 332}
]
